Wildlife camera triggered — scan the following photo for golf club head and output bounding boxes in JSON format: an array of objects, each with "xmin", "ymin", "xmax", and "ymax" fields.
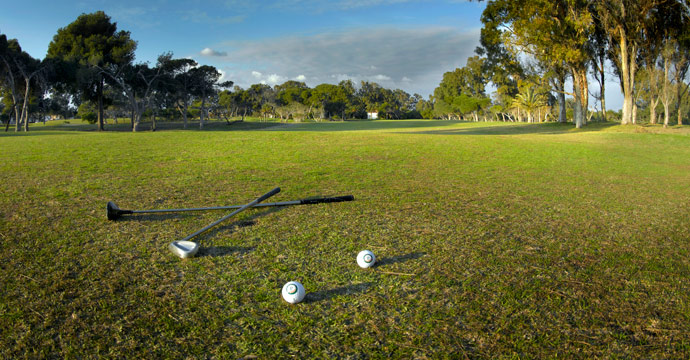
[
  {"xmin": 169, "ymin": 240, "xmax": 199, "ymax": 259},
  {"xmin": 107, "ymin": 201, "xmax": 124, "ymax": 220}
]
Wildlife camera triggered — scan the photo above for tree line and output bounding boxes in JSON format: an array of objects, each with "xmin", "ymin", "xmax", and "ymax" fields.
[
  {"xmin": 0, "ymin": 11, "xmax": 428, "ymax": 132},
  {"xmin": 3, "ymin": 3, "xmax": 690, "ymax": 132},
  {"xmin": 445, "ymin": 0, "xmax": 690, "ymax": 128}
]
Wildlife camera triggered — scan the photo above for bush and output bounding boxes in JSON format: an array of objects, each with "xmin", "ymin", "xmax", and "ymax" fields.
[
  {"xmin": 81, "ymin": 112, "xmax": 97, "ymax": 124},
  {"xmin": 77, "ymin": 102, "xmax": 98, "ymax": 124}
]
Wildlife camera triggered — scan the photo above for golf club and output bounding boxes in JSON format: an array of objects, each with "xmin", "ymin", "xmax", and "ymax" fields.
[
  {"xmin": 168, "ymin": 187, "xmax": 281, "ymax": 259},
  {"xmin": 107, "ymin": 195, "xmax": 354, "ymax": 220}
]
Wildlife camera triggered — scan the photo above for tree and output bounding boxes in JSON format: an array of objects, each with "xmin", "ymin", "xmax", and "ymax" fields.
[
  {"xmin": 101, "ymin": 53, "xmax": 173, "ymax": 131},
  {"xmin": 189, "ymin": 65, "xmax": 226, "ymax": 128},
  {"xmin": 433, "ymin": 56, "xmax": 491, "ymax": 121},
  {"xmin": 163, "ymin": 58, "xmax": 198, "ymax": 128},
  {"xmin": 47, "ymin": 11, "xmax": 136, "ymax": 131},
  {"xmin": 497, "ymin": 0, "xmax": 593, "ymax": 128},
  {"xmin": 309, "ymin": 84, "xmax": 349, "ymax": 120},
  {"xmin": 595, "ymin": 0, "xmax": 661, "ymax": 125},
  {"xmin": 0, "ymin": 35, "xmax": 23, "ymax": 131},
  {"xmin": 246, "ymin": 84, "xmax": 275, "ymax": 121},
  {"xmin": 0, "ymin": 34, "xmax": 51, "ymax": 132},
  {"xmin": 274, "ymin": 81, "xmax": 311, "ymax": 121},
  {"xmin": 476, "ymin": 0, "xmax": 524, "ymax": 121},
  {"xmin": 512, "ymin": 84, "xmax": 548, "ymax": 123}
]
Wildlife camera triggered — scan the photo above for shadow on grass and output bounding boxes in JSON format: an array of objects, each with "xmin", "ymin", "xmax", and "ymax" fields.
[
  {"xmin": 376, "ymin": 252, "xmax": 426, "ymax": 267},
  {"xmin": 406, "ymin": 121, "xmax": 618, "ymax": 136},
  {"xmin": 0, "ymin": 120, "xmax": 278, "ymax": 137},
  {"xmin": 197, "ymin": 245, "xmax": 256, "ymax": 257},
  {"xmin": 110, "ymin": 213, "xmax": 195, "ymax": 222},
  {"xmin": 304, "ymin": 282, "xmax": 374, "ymax": 303},
  {"xmin": 270, "ymin": 120, "xmax": 461, "ymax": 132}
]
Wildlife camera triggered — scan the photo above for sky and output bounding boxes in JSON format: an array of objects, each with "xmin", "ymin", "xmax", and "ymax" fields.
[{"xmin": 0, "ymin": 0, "xmax": 623, "ymax": 109}]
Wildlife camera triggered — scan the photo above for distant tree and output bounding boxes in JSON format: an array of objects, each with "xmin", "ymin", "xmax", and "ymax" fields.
[
  {"xmin": 189, "ymin": 65, "xmax": 225, "ymax": 129},
  {"xmin": 163, "ymin": 58, "xmax": 197, "ymax": 128},
  {"xmin": 274, "ymin": 80, "xmax": 310, "ymax": 121},
  {"xmin": 512, "ymin": 84, "xmax": 548, "ymax": 123},
  {"xmin": 310, "ymin": 83, "xmax": 348, "ymax": 120},
  {"xmin": 416, "ymin": 97, "xmax": 435, "ymax": 119},
  {"xmin": 101, "ymin": 53, "xmax": 173, "ymax": 131},
  {"xmin": 47, "ymin": 11, "xmax": 136, "ymax": 131},
  {"xmin": 247, "ymin": 84, "xmax": 275, "ymax": 121},
  {"xmin": 433, "ymin": 56, "xmax": 490, "ymax": 121}
]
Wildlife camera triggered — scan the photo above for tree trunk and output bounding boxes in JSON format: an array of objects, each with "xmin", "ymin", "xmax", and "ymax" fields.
[
  {"xmin": 649, "ymin": 97, "xmax": 658, "ymax": 125},
  {"xmin": 21, "ymin": 77, "xmax": 31, "ymax": 132},
  {"xmin": 662, "ymin": 57, "xmax": 672, "ymax": 127},
  {"xmin": 1, "ymin": 58, "xmax": 22, "ymax": 132},
  {"xmin": 619, "ymin": 27, "xmax": 635, "ymax": 125},
  {"xmin": 152, "ymin": 111, "xmax": 157, "ymax": 132},
  {"xmin": 677, "ymin": 82, "xmax": 688, "ymax": 126},
  {"xmin": 674, "ymin": 61, "xmax": 689, "ymax": 126},
  {"xmin": 4, "ymin": 109, "xmax": 11, "ymax": 132},
  {"xmin": 182, "ymin": 100, "xmax": 189, "ymax": 129},
  {"xmin": 200, "ymin": 96, "xmax": 206, "ymax": 129},
  {"xmin": 97, "ymin": 75, "xmax": 105, "ymax": 131},
  {"xmin": 571, "ymin": 67, "xmax": 588, "ymax": 128},
  {"xmin": 554, "ymin": 72, "xmax": 567, "ymax": 123},
  {"xmin": 599, "ymin": 56, "xmax": 607, "ymax": 122}
]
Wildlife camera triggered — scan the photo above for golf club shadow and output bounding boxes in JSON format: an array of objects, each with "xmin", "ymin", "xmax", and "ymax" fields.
[
  {"xmin": 196, "ymin": 207, "xmax": 285, "ymax": 239},
  {"xmin": 304, "ymin": 282, "xmax": 374, "ymax": 303},
  {"xmin": 113, "ymin": 213, "xmax": 195, "ymax": 222},
  {"xmin": 196, "ymin": 246, "xmax": 256, "ymax": 258},
  {"xmin": 376, "ymin": 252, "xmax": 426, "ymax": 267}
]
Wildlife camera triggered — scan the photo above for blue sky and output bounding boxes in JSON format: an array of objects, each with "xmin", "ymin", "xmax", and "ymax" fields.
[
  {"xmin": 1, "ymin": 0, "xmax": 487, "ymax": 98},
  {"xmin": 1, "ymin": 0, "xmax": 625, "ymax": 109}
]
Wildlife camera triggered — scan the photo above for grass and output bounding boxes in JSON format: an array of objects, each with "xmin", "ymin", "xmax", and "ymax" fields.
[{"xmin": 1, "ymin": 120, "xmax": 690, "ymax": 358}]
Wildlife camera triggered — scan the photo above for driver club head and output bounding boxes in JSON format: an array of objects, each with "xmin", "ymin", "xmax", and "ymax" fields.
[
  {"xmin": 107, "ymin": 201, "xmax": 121, "ymax": 220},
  {"xmin": 169, "ymin": 240, "xmax": 199, "ymax": 259}
]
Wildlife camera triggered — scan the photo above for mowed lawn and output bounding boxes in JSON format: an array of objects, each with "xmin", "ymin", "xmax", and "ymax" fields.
[{"xmin": 1, "ymin": 120, "xmax": 690, "ymax": 358}]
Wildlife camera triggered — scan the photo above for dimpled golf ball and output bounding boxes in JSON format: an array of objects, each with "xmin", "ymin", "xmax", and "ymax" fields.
[
  {"xmin": 281, "ymin": 281, "xmax": 306, "ymax": 304},
  {"xmin": 357, "ymin": 250, "xmax": 376, "ymax": 268}
]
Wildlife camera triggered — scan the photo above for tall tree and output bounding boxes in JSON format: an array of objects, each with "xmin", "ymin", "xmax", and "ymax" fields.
[
  {"xmin": 595, "ymin": 0, "xmax": 661, "ymax": 125},
  {"xmin": 190, "ymin": 65, "xmax": 224, "ymax": 129},
  {"xmin": 47, "ymin": 11, "xmax": 136, "ymax": 131},
  {"xmin": 500, "ymin": 0, "xmax": 593, "ymax": 128},
  {"xmin": 163, "ymin": 58, "xmax": 198, "ymax": 128},
  {"xmin": 0, "ymin": 35, "xmax": 22, "ymax": 131}
]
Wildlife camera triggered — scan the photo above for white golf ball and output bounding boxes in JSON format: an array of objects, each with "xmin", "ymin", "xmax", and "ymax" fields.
[
  {"xmin": 281, "ymin": 281, "xmax": 306, "ymax": 304},
  {"xmin": 357, "ymin": 250, "xmax": 376, "ymax": 268}
]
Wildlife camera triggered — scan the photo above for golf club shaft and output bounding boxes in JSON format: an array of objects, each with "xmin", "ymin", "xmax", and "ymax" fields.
[
  {"xmin": 128, "ymin": 195, "xmax": 354, "ymax": 214},
  {"xmin": 180, "ymin": 187, "xmax": 281, "ymax": 242}
]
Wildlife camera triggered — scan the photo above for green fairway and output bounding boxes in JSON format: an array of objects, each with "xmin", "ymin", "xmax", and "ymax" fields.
[{"xmin": 1, "ymin": 120, "xmax": 690, "ymax": 358}]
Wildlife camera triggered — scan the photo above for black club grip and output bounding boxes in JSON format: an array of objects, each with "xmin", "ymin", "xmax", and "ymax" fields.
[{"xmin": 300, "ymin": 195, "xmax": 355, "ymax": 205}]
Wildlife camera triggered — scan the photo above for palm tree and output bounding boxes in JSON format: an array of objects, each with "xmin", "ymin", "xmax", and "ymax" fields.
[{"xmin": 512, "ymin": 85, "xmax": 548, "ymax": 123}]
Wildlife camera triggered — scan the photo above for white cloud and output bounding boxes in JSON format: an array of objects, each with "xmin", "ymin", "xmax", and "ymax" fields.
[
  {"xmin": 200, "ymin": 47, "xmax": 228, "ymax": 57},
  {"xmin": 216, "ymin": 26, "xmax": 479, "ymax": 96},
  {"xmin": 266, "ymin": 74, "xmax": 287, "ymax": 84},
  {"xmin": 295, "ymin": 75, "xmax": 307, "ymax": 81}
]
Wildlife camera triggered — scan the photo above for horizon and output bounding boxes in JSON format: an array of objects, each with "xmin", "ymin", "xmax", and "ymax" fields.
[{"xmin": 1, "ymin": 0, "xmax": 624, "ymax": 109}]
